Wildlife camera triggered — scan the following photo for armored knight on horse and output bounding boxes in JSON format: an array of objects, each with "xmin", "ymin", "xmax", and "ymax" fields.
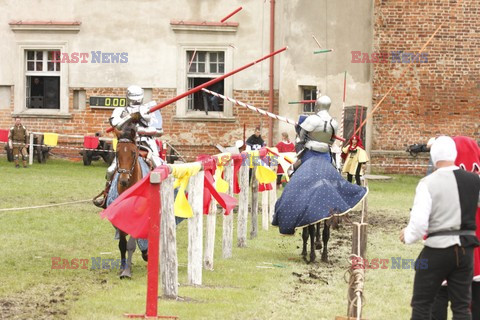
[
  {"xmin": 93, "ymin": 85, "xmax": 164, "ymax": 208},
  {"xmin": 273, "ymin": 95, "xmax": 367, "ymax": 263}
]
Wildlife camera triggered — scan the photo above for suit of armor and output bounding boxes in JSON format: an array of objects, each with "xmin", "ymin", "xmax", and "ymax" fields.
[
  {"xmin": 107, "ymin": 86, "xmax": 164, "ymax": 178},
  {"xmin": 298, "ymin": 95, "xmax": 338, "ymax": 153}
]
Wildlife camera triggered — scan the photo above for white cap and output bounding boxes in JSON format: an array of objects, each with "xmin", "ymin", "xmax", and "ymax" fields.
[{"xmin": 430, "ymin": 136, "xmax": 457, "ymax": 166}]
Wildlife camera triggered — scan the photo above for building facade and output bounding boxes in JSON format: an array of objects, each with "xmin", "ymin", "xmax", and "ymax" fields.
[{"xmin": 0, "ymin": 0, "xmax": 477, "ymax": 174}]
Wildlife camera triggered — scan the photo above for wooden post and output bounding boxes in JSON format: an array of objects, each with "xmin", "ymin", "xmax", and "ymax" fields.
[
  {"xmin": 29, "ymin": 133, "xmax": 34, "ymax": 165},
  {"xmin": 237, "ymin": 164, "xmax": 249, "ymax": 247},
  {"xmin": 160, "ymin": 176, "xmax": 178, "ymax": 298},
  {"xmin": 204, "ymin": 190, "xmax": 217, "ymax": 271},
  {"xmin": 362, "ymin": 178, "xmax": 369, "ymax": 223},
  {"xmin": 347, "ymin": 222, "xmax": 368, "ymax": 318},
  {"xmin": 250, "ymin": 165, "xmax": 258, "ymax": 239},
  {"xmin": 262, "ymin": 187, "xmax": 269, "ymax": 230},
  {"xmin": 187, "ymin": 171, "xmax": 204, "ymax": 286},
  {"xmin": 269, "ymin": 164, "xmax": 278, "ymax": 224},
  {"xmin": 222, "ymin": 163, "xmax": 234, "ymax": 258}
]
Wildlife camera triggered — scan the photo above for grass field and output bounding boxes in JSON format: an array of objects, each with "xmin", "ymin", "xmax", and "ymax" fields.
[{"xmin": 0, "ymin": 157, "xmax": 425, "ymax": 319}]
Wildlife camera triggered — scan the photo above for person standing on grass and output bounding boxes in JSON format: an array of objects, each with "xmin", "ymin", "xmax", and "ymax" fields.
[
  {"xmin": 245, "ymin": 126, "xmax": 265, "ymax": 151},
  {"xmin": 8, "ymin": 117, "xmax": 29, "ymax": 168},
  {"xmin": 341, "ymin": 135, "xmax": 368, "ymax": 186},
  {"xmin": 275, "ymin": 132, "xmax": 295, "ymax": 186},
  {"xmin": 430, "ymin": 136, "xmax": 480, "ymax": 320},
  {"xmin": 400, "ymin": 136, "xmax": 480, "ymax": 320}
]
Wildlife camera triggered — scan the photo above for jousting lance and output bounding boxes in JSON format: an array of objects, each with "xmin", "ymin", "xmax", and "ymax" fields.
[
  {"xmin": 106, "ymin": 47, "xmax": 287, "ymax": 133},
  {"xmin": 288, "ymin": 100, "xmax": 315, "ymax": 104},
  {"xmin": 221, "ymin": 7, "xmax": 243, "ymax": 23},
  {"xmin": 202, "ymin": 88, "xmax": 345, "ymax": 142}
]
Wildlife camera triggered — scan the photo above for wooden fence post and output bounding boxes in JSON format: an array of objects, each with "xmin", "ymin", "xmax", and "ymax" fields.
[
  {"xmin": 187, "ymin": 171, "xmax": 204, "ymax": 285},
  {"xmin": 250, "ymin": 165, "xmax": 258, "ymax": 239},
  {"xmin": 346, "ymin": 177, "xmax": 369, "ymax": 319},
  {"xmin": 262, "ymin": 188, "xmax": 269, "ymax": 230},
  {"xmin": 237, "ymin": 164, "xmax": 249, "ymax": 247},
  {"xmin": 160, "ymin": 176, "xmax": 178, "ymax": 298},
  {"xmin": 204, "ymin": 188, "xmax": 217, "ymax": 271},
  {"xmin": 222, "ymin": 163, "xmax": 234, "ymax": 258},
  {"xmin": 269, "ymin": 165, "xmax": 277, "ymax": 224}
]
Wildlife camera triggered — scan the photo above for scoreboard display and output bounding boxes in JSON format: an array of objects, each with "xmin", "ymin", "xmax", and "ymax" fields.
[{"xmin": 89, "ymin": 96, "xmax": 127, "ymax": 108}]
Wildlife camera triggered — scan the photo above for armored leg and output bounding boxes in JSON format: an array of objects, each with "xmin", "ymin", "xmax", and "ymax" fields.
[{"xmin": 93, "ymin": 158, "xmax": 117, "ymax": 208}]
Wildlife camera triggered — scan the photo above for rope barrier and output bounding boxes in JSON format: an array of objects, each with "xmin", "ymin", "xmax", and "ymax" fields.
[{"xmin": 0, "ymin": 199, "xmax": 91, "ymax": 212}]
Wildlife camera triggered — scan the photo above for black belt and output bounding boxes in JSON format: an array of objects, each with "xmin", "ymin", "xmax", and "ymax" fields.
[{"xmin": 428, "ymin": 230, "xmax": 476, "ymax": 238}]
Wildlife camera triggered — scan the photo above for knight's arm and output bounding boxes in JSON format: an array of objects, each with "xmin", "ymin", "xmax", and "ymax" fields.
[
  {"xmin": 137, "ymin": 126, "xmax": 163, "ymax": 137},
  {"xmin": 109, "ymin": 107, "xmax": 136, "ymax": 129}
]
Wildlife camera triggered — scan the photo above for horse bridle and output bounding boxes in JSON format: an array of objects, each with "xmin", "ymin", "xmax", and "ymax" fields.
[{"xmin": 116, "ymin": 138, "xmax": 138, "ymax": 179}]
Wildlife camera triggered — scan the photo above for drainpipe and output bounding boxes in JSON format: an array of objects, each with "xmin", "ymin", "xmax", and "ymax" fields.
[{"xmin": 268, "ymin": 0, "xmax": 275, "ymax": 147}]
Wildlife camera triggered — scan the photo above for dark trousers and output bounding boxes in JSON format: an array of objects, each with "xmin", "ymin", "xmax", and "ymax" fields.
[
  {"xmin": 431, "ymin": 282, "xmax": 480, "ymax": 320},
  {"xmin": 411, "ymin": 245, "xmax": 474, "ymax": 320},
  {"xmin": 347, "ymin": 163, "xmax": 363, "ymax": 186}
]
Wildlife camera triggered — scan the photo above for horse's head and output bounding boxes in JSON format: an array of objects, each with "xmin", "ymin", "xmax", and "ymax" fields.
[{"xmin": 115, "ymin": 122, "xmax": 139, "ymax": 191}]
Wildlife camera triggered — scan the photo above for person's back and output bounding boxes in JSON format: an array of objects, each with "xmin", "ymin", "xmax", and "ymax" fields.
[
  {"xmin": 422, "ymin": 167, "xmax": 479, "ymax": 248},
  {"xmin": 402, "ymin": 136, "xmax": 480, "ymax": 320}
]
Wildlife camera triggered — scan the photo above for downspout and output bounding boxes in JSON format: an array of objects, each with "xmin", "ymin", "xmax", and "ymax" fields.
[{"xmin": 268, "ymin": 0, "xmax": 275, "ymax": 147}]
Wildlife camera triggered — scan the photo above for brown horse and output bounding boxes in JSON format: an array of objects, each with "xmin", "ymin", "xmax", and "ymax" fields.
[{"xmin": 113, "ymin": 123, "xmax": 147, "ymax": 279}]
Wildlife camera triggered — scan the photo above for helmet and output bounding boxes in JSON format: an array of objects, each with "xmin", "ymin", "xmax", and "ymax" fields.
[
  {"xmin": 314, "ymin": 95, "xmax": 331, "ymax": 112},
  {"xmin": 126, "ymin": 85, "xmax": 144, "ymax": 105}
]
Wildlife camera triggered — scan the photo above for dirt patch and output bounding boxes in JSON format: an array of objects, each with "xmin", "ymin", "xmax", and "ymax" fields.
[
  {"xmin": 0, "ymin": 284, "xmax": 69, "ymax": 320},
  {"xmin": 367, "ymin": 209, "xmax": 408, "ymax": 232}
]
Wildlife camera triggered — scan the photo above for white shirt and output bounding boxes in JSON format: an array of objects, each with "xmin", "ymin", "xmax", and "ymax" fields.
[{"xmin": 404, "ymin": 165, "xmax": 460, "ymax": 245}]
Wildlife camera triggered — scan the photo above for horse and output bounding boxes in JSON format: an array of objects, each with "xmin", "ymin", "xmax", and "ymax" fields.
[
  {"xmin": 301, "ymin": 213, "xmax": 348, "ymax": 263},
  {"xmin": 112, "ymin": 122, "xmax": 148, "ymax": 279}
]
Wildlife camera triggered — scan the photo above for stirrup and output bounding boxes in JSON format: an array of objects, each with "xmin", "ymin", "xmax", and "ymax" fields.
[{"xmin": 92, "ymin": 191, "xmax": 107, "ymax": 209}]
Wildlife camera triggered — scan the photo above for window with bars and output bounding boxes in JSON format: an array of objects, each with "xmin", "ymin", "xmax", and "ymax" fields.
[
  {"xmin": 186, "ymin": 50, "xmax": 225, "ymax": 112},
  {"xmin": 25, "ymin": 50, "xmax": 61, "ymax": 109},
  {"xmin": 302, "ymin": 86, "xmax": 317, "ymax": 113},
  {"xmin": 343, "ymin": 106, "xmax": 367, "ymax": 142}
]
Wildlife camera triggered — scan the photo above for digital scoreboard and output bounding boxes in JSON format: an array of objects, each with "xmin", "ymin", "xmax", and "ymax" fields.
[{"xmin": 89, "ymin": 96, "xmax": 127, "ymax": 108}]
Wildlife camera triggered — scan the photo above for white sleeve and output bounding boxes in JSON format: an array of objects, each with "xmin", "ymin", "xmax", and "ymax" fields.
[
  {"xmin": 110, "ymin": 107, "xmax": 125, "ymax": 127},
  {"xmin": 404, "ymin": 180, "xmax": 432, "ymax": 244}
]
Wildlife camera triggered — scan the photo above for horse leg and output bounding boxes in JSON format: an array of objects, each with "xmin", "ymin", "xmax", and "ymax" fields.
[
  {"xmin": 309, "ymin": 224, "xmax": 316, "ymax": 263},
  {"xmin": 315, "ymin": 222, "xmax": 322, "ymax": 250},
  {"xmin": 120, "ymin": 236, "xmax": 136, "ymax": 279},
  {"xmin": 301, "ymin": 227, "xmax": 308, "ymax": 257},
  {"xmin": 118, "ymin": 232, "xmax": 127, "ymax": 274},
  {"xmin": 321, "ymin": 221, "xmax": 330, "ymax": 263}
]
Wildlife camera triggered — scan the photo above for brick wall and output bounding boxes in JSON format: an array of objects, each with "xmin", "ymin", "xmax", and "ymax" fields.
[
  {"xmin": 370, "ymin": 151, "xmax": 430, "ymax": 175},
  {"xmin": 372, "ymin": 0, "xmax": 479, "ymax": 170},
  {"xmin": 0, "ymin": 87, "xmax": 279, "ymax": 161}
]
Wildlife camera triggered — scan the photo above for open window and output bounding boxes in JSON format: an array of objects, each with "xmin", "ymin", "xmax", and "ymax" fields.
[
  {"xmin": 25, "ymin": 50, "xmax": 61, "ymax": 109},
  {"xmin": 186, "ymin": 51, "xmax": 225, "ymax": 113}
]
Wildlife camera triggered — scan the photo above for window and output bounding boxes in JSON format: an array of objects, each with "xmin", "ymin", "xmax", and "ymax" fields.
[
  {"xmin": 186, "ymin": 51, "xmax": 225, "ymax": 113},
  {"xmin": 302, "ymin": 86, "xmax": 317, "ymax": 113},
  {"xmin": 25, "ymin": 50, "xmax": 61, "ymax": 109}
]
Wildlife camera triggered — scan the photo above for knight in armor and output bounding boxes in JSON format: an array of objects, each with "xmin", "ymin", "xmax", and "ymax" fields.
[
  {"xmin": 93, "ymin": 85, "xmax": 164, "ymax": 208},
  {"xmin": 272, "ymin": 95, "xmax": 367, "ymax": 236},
  {"xmin": 8, "ymin": 117, "xmax": 29, "ymax": 168}
]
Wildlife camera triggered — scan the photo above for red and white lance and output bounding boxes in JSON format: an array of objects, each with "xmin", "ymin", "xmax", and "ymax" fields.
[{"xmin": 201, "ymin": 88, "xmax": 345, "ymax": 142}]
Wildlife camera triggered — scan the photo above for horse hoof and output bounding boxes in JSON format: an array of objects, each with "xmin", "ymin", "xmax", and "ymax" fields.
[
  {"xmin": 315, "ymin": 242, "xmax": 322, "ymax": 250},
  {"xmin": 120, "ymin": 268, "xmax": 132, "ymax": 279},
  {"xmin": 321, "ymin": 255, "xmax": 329, "ymax": 263},
  {"xmin": 310, "ymin": 253, "xmax": 316, "ymax": 263}
]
